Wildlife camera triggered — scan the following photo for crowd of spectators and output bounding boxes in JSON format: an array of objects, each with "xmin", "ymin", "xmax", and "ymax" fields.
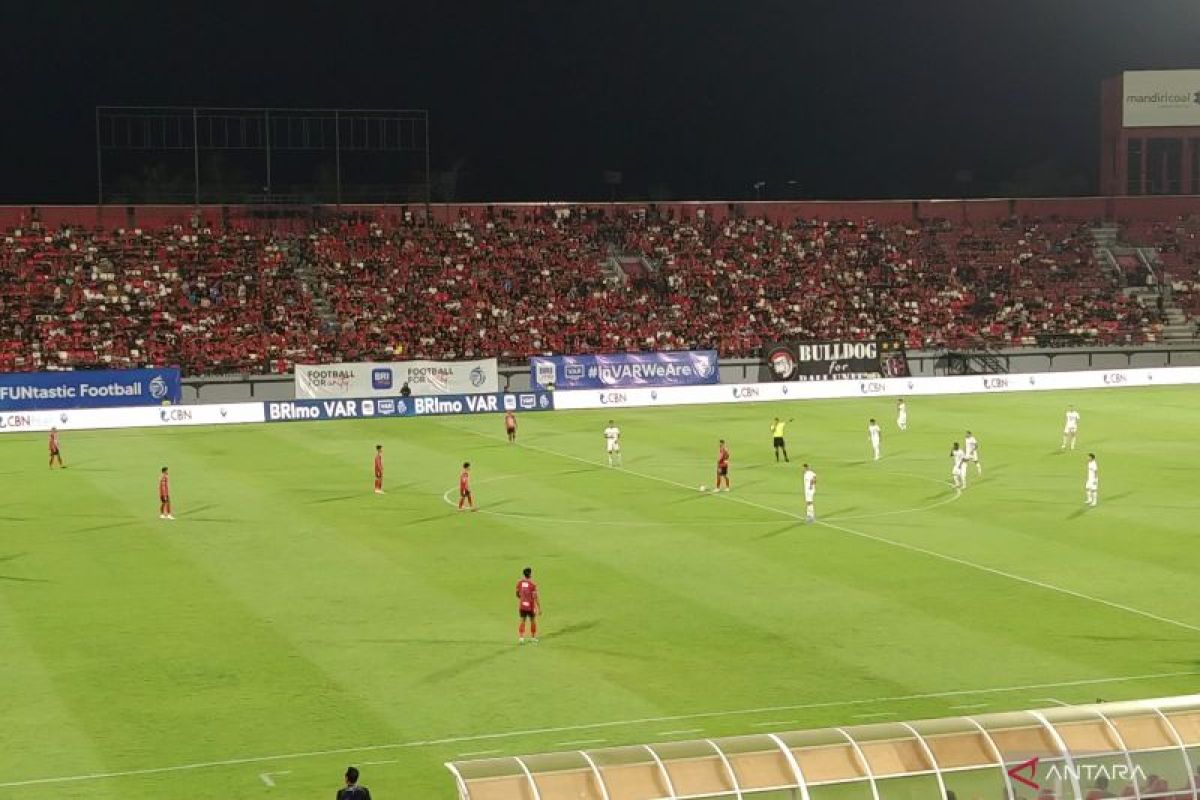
[
  {"xmin": 0, "ymin": 210, "xmax": 1176, "ymax": 375},
  {"xmin": 0, "ymin": 223, "xmax": 326, "ymax": 373}
]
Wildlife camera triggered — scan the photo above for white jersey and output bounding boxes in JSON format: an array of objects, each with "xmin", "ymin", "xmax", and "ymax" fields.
[
  {"xmin": 964, "ymin": 435, "xmax": 978, "ymax": 459},
  {"xmin": 1086, "ymin": 460, "xmax": 1098, "ymax": 489},
  {"xmin": 868, "ymin": 423, "xmax": 881, "ymax": 442},
  {"xmin": 604, "ymin": 426, "xmax": 621, "ymax": 452},
  {"xmin": 1064, "ymin": 410, "xmax": 1080, "ymax": 433},
  {"xmin": 952, "ymin": 447, "xmax": 966, "ymax": 472},
  {"xmin": 803, "ymin": 469, "xmax": 817, "ymax": 500},
  {"xmin": 896, "ymin": 403, "xmax": 907, "ymax": 422}
]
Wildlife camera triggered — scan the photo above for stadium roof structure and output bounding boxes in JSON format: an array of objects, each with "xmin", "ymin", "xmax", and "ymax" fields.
[{"xmin": 446, "ymin": 694, "xmax": 1200, "ymax": 800}]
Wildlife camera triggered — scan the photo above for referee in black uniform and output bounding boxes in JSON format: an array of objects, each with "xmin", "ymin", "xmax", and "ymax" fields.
[{"xmin": 337, "ymin": 766, "xmax": 372, "ymax": 799}]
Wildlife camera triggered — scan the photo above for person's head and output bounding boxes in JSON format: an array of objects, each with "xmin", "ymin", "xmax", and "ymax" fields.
[
  {"xmin": 966, "ymin": 430, "xmax": 972, "ymax": 436},
  {"xmin": 608, "ymin": 419, "xmax": 614, "ymax": 425},
  {"xmin": 952, "ymin": 442, "xmax": 959, "ymax": 450},
  {"xmin": 898, "ymin": 398, "xmax": 904, "ymax": 404},
  {"xmin": 719, "ymin": 439, "xmax": 725, "ymax": 446},
  {"xmin": 161, "ymin": 466, "xmax": 168, "ymax": 474},
  {"xmin": 345, "ymin": 766, "xmax": 360, "ymax": 786},
  {"xmin": 1089, "ymin": 453, "xmax": 1096, "ymax": 461},
  {"xmin": 375, "ymin": 444, "xmax": 382, "ymax": 452},
  {"xmin": 523, "ymin": 567, "xmax": 532, "ymax": 578},
  {"xmin": 51, "ymin": 426, "xmax": 57, "ymax": 432},
  {"xmin": 463, "ymin": 461, "xmax": 470, "ymax": 470},
  {"xmin": 870, "ymin": 418, "xmax": 876, "ymax": 424},
  {"xmin": 774, "ymin": 417, "xmax": 779, "ymax": 423},
  {"xmin": 803, "ymin": 462, "xmax": 810, "ymax": 470}
]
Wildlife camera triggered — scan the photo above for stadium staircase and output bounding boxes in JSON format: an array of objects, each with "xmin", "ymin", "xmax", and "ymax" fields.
[
  {"xmin": 291, "ymin": 249, "xmax": 340, "ymax": 332},
  {"xmin": 1093, "ymin": 226, "xmax": 1194, "ymax": 341}
]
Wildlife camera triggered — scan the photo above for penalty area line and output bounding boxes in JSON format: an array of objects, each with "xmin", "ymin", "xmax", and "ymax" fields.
[{"xmin": 0, "ymin": 670, "xmax": 1196, "ymax": 789}]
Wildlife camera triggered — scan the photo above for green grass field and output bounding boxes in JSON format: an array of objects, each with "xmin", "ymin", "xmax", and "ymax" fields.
[{"xmin": 2, "ymin": 386, "xmax": 1199, "ymax": 799}]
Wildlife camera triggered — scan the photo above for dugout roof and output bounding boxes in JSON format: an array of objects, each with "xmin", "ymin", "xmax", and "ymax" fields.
[{"xmin": 446, "ymin": 694, "xmax": 1200, "ymax": 800}]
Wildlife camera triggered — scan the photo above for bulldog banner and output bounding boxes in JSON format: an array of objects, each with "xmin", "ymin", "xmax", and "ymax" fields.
[{"xmin": 762, "ymin": 340, "xmax": 909, "ymax": 382}]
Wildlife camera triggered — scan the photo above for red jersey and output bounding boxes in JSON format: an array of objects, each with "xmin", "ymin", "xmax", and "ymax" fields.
[
  {"xmin": 718, "ymin": 445, "xmax": 729, "ymax": 467},
  {"xmin": 374, "ymin": 453, "xmax": 383, "ymax": 477},
  {"xmin": 158, "ymin": 474, "xmax": 170, "ymax": 498},
  {"xmin": 459, "ymin": 470, "xmax": 471, "ymax": 494},
  {"xmin": 505, "ymin": 412, "xmax": 516, "ymax": 430},
  {"xmin": 48, "ymin": 431, "xmax": 59, "ymax": 451},
  {"xmin": 516, "ymin": 579, "xmax": 538, "ymax": 612}
]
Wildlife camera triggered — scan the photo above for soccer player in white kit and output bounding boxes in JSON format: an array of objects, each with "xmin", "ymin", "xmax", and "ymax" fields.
[
  {"xmin": 1085, "ymin": 453, "xmax": 1099, "ymax": 506},
  {"xmin": 802, "ymin": 463, "xmax": 817, "ymax": 523},
  {"xmin": 964, "ymin": 430, "xmax": 981, "ymax": 475},
  {"xmin": 1062, "ymin": 405, "xmax": 1080, "ymax": 450},
  {"xmin": 896, "ymin": 399, "xmax": 907, "ymax": 431},
  {"xmin": 950, "ymin": 442, "xmax": 968, "ymax": 489},
  {"xmin": 868, "ymin": 418, "xmax": 882, "ymax": 461},
  {"xmin": 604, "ymin": 420, "xmax": 622, "ymax": 467}
]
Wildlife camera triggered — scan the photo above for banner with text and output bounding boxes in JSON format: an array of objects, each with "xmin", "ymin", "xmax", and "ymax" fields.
[
  {"xmin": 295, "ymin": 358, "xmax": 499, "ymax": 399},
  {"xmin": 1123, "ymin": 70, "xmax": 1200, "ymax": 128},
  {"xmin": 762, "ymin": 340, "xmax": 909, "ymax": 382},
  {"xmin": 530, "ymin": 350, "xmax": 719, "ymax": 390},
  {"xmin": 0, "ymin": 367, "xmax": 181, "ymax": 411},
  {"xmin": 265, "ymin": 391, "xmax": 552, "ymax": 423}
]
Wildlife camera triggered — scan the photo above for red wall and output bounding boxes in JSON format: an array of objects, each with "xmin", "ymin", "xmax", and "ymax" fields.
[{"xmin": 1, "ymin": 196, "xmax": 1198, "ymax": 232}]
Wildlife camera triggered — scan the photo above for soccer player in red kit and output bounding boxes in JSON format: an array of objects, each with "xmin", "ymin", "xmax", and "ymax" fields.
[
  {"xmin": 516, "ymin": 566, "xmax": 539, "ymax": 644},
  {"xmin": 457, "ymin": 461, "xmax": 477, "ymax": 511},
  {"xmin": 48, "ymin": 427, "xmax": 65, "ymax": 469},
  {"xmin": 504, "ymin": 410, "xmax": 517, "ymax": 443},
  {"xmin": 715, "ymin": 439, "xmax": 731, "ymax": 492},
  {"xmin": 158, "ymin": 466, "xmax": 174, "ymax": 520},
  {"xmin": 373, "ymin": 445, "xmax": 384, "ymax": 494}
]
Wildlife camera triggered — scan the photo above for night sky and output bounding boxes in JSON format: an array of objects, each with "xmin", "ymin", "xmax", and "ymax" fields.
[{"xmin": 5, "ymin": 0, "xmax": 1200, "ymax": 203}]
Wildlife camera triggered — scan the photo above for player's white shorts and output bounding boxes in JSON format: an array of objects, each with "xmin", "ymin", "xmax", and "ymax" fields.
[
  {"xmin": 1085, "ymin": 478, "xmax": 1098, "ymax": 491},
  {"xmin": 967, "ymin": 452, "xmax": 979, "ymax": 462},
  {"xmin": 1064, "ymin": 425, "xmax": 1077, "ymax": 435},
  {"xmin": 606, "ymin": 441, "xmax": 620, "ymax": 453},
  {"xmin": 897, "ymin": 413, "xmax": 907, "ymax": 424},
  {"xmin": 804, "ymin": 491, "xmax": 816, "ymax": 503},
  {"xmin": 954, "ymin": 464, "xmax": 967, "ymax": 479}
]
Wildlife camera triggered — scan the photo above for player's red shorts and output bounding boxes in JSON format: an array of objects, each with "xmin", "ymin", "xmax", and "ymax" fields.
[
  {"xmin": 717, "ymin": 465, "xmax": 728, "ymax": 476},
  {"xmin": 160, "ymin": 494, "xmax": 169, "ymax": 503},
  {"xmin": 49, "ymin": 447, "xmax": 60, "ymax": 455}
]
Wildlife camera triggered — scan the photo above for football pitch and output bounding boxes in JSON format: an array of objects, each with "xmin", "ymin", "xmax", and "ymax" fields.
[{"xmin": 1, "ymin": 386, "xmax": 1199, "ymax": 799}]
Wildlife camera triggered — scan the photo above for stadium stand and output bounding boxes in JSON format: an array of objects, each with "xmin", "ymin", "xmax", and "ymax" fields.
[{"xmin": 0, "ymin": 208, "xmax": 1185, "ymax": 375}]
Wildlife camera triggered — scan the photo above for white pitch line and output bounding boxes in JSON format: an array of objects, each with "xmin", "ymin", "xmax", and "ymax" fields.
[
  {"xmin": 852, "ymin": 712, "xmax": 894, "ymax": 719},
  {"xmin": 361, "ymin": 759, "xmax": 398, "ymax": 765},
  {"xmin": 553, "ymin": 738, "xmax": 607, "ymax": 748},
  {"xmin": 455, "ymin": 750, "xmax": 501, "ymax": 758},
  {"xmin": 1035, "ymin": 697, "xmax": 1072, "ymax": 707},
  {"xmin": 658, "ymin": 728, "xmax": 705, "ymax": 736},
  {"xmin": 949, "ymin": 703, "xmax": 991, "ymax": 710},
  {"xmin": 751, "ymin": 720, "xmax": 799, "ymax": 728},
  {"xmin": 456, "ymin": 426, "xmax": 1200, "ymax": 638},
  {"xmin": 258, "ymin": 770, "xmax": 291, "ymax": 787},
  {"xmin": 1, "ymin": 670, "xmax": 1193, "ymax": 789}
]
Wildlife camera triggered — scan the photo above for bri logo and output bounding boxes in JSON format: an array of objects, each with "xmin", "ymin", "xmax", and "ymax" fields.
[
  {"xmin": 470, "ymin": 366, "xmax": 488, "ymax": 387},
  {"xmin": 859, "ymin": 381, "xmax": 886, "ymax": 394},
  {"xmin": 372, "ymin": 368, "xmax": 393, "ymax": 390},
  {"xmin": 982, "ymin": 376, "xmax": 1009, "ymax": 390}
]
